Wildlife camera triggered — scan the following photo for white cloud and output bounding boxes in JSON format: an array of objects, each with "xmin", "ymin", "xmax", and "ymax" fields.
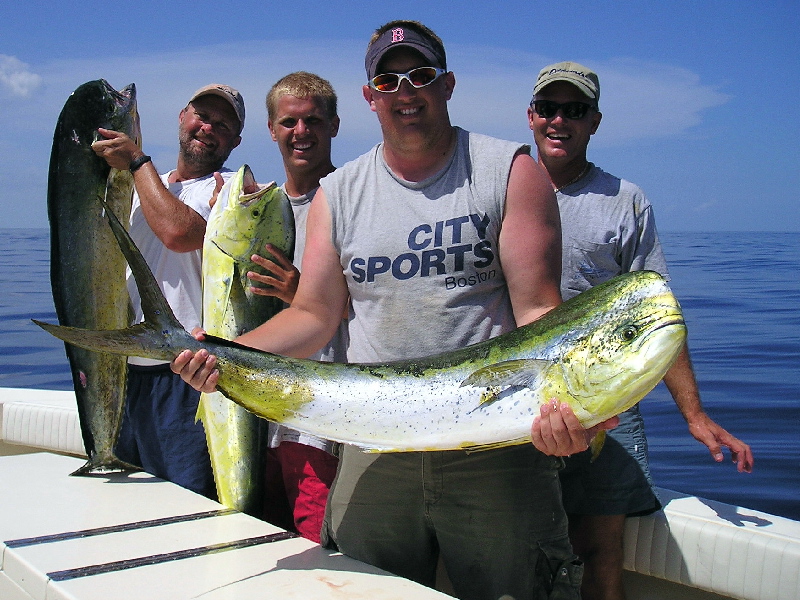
[
  {"xmin": 0, "ymin": 55, "xmax": 42, "ymax": 97},
  {"xmin": 592, "ymin": 58, "xmax": 731, "ymax": 145}
]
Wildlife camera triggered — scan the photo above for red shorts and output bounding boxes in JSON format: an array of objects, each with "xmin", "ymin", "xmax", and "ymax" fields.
[{"xmin": 264, "ymin": 442, "xmax": 338, "ymax": 543}]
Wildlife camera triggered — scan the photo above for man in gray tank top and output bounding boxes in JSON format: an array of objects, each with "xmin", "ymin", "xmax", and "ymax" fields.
[
  {"xmin": 173, "ymin": 22, "xmax": 616, "ymax": 600},
  {"xmin": 529, "ymin": 60, "xmax": 754, "ymax": 600}
]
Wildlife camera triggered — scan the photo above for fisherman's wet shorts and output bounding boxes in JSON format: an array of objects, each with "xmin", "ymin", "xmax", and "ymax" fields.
[
  {"xmin": 321, "ymin": 444, "xmax": 583, "ymax": 600},
  {"xmin": 115, "ymin": 363, "xmax": 216, "ymax": 499},
  {"xmin": 559, "ymin": 404, "xmax": 661, "ymax": 517}
]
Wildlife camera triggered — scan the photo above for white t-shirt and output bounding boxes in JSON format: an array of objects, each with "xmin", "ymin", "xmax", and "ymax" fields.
[{"xmin": 127, "ymin": 169, "xmax": 231, "ymax": 366}]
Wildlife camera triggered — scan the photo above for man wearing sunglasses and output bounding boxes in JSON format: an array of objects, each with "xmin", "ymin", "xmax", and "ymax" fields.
[
  {"xmin": 173, "ymin": 23, "xmax": 615, "ymax": 600},
  {"xmin": 529, "ymin": 61, "xmax": 754, "ymax": 600}
]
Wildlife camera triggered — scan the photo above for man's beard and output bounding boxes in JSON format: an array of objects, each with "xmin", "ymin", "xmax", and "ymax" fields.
[{"xmin": 178, "ymin": 129, "xmax": 232, "ymax": 174}]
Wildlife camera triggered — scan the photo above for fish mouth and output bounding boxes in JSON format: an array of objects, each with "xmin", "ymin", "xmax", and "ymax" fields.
[
  {"xmin": 653, "ymin": 316, "xmax": 686, "ymax": 330},
  {"xmin": 632, "ymin": 314, "xmax": 685, "ymax": 354}
]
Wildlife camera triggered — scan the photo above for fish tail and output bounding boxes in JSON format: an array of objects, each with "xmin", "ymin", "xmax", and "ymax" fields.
[
  {"xmin": 70, "ymin": 453, "xmax": 142, "ymax": 476},
  {"xmin": 33, "ymin": 202, "xmax": 195, "ymax": 361}
]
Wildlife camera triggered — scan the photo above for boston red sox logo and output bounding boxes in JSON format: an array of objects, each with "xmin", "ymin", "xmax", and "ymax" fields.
[{"xmin": 391, "ymin": 28, "xmax": 405, "ymax": 43}]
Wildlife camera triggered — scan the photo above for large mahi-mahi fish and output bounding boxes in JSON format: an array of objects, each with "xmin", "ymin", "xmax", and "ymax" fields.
[
  {"xmin": 199, "ymin": 164, "xmax": 294, "ymax": 515},
  {"xmin": 47, "ymin": 79, "xmax": 141, "ymax": 474},
  {"xmin": 35, "ymin": 204, "xmax": 687, "ymax": 452}
]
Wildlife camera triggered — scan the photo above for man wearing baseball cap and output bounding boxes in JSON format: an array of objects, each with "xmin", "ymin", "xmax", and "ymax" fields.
[
  {"xmin": 92, "ymin": 84, "xmax": 244, "ymax": 498},
  {"xmin": 173, "ymin": 21, "xmax": 617, "ymax": 600},
  {"xmin": 528, "ymin": 61, "xmax": 754, "ymax": 600}
]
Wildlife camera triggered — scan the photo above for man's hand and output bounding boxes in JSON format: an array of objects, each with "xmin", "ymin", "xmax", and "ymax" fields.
[
  {"xmin": 687, "ymin": 413, "xmax": 754, "ymax": 473},
  {"xmin": 170, "ymin": 328, "xmax": 220, "ymax": 393},
  {"xmin": 248, "ymin": 245, "xmax": 300, "ymax": 305},
  {"xmin": 209, "ymin": 172, "xmax": 225, "ymax": 208},
  {"xmin": 91, "ymin": 128, "xmax": 143, "ymax": 171},
  {"xmin": 531, "ymin": 400, "xmax": 619, "ymax": 456}
]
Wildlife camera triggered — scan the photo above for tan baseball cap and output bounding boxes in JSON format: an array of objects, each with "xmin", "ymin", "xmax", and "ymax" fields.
[
  {"xmin": 533, "ymin": 62, "xmax": 600, "ymax": 101},
  {"xmin": 188, "ymin": 84, "xmax": 245, "ymax": 132}
]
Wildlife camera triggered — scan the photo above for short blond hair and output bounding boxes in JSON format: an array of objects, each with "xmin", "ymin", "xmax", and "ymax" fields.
[{"xmin": 266, "ymin": 72, "xmax": 337, "ymax": 121}]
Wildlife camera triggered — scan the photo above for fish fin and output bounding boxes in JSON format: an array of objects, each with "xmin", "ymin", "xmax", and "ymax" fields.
[
  {"xmin": 589, "ymin": 430, "xmax": 607, "ymax": 462},
  {"xmin": 70, "ymin": 454, "xmax": 141, "ymax": 476},
  {"xmin": 32, "ymin": 320, "xmax": 177, "ymax": 361},
  {"xmin": 461, "ymin": 359, "xmax": 553, "ymax": 406},
  {"xmin": 101, "ymin": 200, "xmax": 180, "ymax": 332},
  {"xmin": 351, "ymin": 444, "xmax": 397, "ymax": 453},
  {"xmin": 461, "ymin": 437, "xmax": 531, "ymax": 452},
  {"xmin": 33, "ymin": 203, "xmax": 193, "ymax": 361}
]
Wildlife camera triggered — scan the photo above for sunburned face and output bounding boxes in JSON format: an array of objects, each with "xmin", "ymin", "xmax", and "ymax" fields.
[
  {"xmin": 268, "ymin": 94, "xmax": 339, "ymax": 180},
  {"xmin": 178, "ymin": 95, "xmax": 241, "ymax": 175},
  {"xmin": 362, "ymin": 47, "xmax": 454, "ymax": 147},
  {"xmin": 528, "ymin": 81, "xmax": 601, "ymax": 164}
]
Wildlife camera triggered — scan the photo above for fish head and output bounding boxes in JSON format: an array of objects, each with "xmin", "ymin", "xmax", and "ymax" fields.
[
  {"xmin": 210, "ymin": 167, "xmax": 293, "ymax": 265},
  {"xmin": 87, "ymin": 80, "xmax": 140, "ymax": 146},
  {"xmin": 109, "ymin": 82, "xmax": 141, "ymax": 148},
  {"xmin": 557, "ymin": 271, "xmax": 687, "ymax": 425},
  {"xmin": 53, "ymin": 80, "xmax": 140, "ymax": 180}
]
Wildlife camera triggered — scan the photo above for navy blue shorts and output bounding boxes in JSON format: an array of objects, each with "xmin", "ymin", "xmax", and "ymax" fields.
[
  {"xmin": 116, "ymin": 364, "xmax": 216, "ymax": 499},
  {"xmin": 559, "ymin": 404, "xmax": 661, "ymax": 517}
]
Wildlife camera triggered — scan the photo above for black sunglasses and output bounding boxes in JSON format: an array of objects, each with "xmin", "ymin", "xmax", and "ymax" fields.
[
  {"xmin": 531, "ymin": 100, "xmax": 595, "ymax": 120},
  {"xmin": 369, "ymin": 67, "xmax": 447, "ymax": 93}
]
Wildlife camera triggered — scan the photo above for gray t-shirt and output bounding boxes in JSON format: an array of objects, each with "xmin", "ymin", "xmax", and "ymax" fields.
[
  {"xmin": 321, "ymin": 127, "xmax": 528, "ymax": 362},
  {"xmin": 558, "ymin": 163, "xmax": 669, "ymax": 301}
]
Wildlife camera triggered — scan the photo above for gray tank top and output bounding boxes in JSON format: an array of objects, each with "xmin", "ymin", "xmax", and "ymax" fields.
[{"xmin": 321, "ymin": 127, "xmax": 528, "ymax": 362}]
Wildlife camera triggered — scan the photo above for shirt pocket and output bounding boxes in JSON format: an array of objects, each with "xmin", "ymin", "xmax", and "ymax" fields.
[{"xmin": 563, "ymin": 239, "xmax": 621, "ymax": 298}]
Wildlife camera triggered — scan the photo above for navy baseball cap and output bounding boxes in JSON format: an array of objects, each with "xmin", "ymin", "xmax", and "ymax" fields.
[{"xmin": 365, "ymin": 25, "xmax": 447, "ymax": 80}]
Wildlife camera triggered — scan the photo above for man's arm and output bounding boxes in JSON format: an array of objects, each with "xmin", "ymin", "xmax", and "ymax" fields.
[
  {"xmin": 664, "ymin": 344, "xmax": 754, "ymax": 472},
  {"xmin": 499, "ymin": 152, "xmax": 563, "ymax": 326},
  {"xmin": 172, "ymin": 187, "xmax": 349, "ymax": 390},
  {"xmin": 500, "ymin": 153, "xmax": 618, "ymax": 454},
  {"xmin": 92, "ymin": 128, "xmax": 206, "ymax": 252}
]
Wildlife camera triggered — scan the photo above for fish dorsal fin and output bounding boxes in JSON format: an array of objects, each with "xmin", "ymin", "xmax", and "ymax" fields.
[
  {"xmin": 101, "ymin": 200, "xmax": 179, "ymax": 333},
  {"xmin": 461, "ymin": 359, "xmax": 553, "ymax": 406},
  {"xmin": 589, "ymin": 430, "xmax": 607, "ymax": 462}
]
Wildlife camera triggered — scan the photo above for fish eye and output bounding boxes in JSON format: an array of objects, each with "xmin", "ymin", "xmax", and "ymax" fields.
[{"xmin": 620, "ymin": 325, "xmax": 638, "ymax": 341}]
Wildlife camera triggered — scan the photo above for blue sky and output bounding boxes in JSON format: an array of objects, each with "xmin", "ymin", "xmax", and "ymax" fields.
[{"xmin": 2, "ymin": 1, "xmax": 798, "ymax": 231}]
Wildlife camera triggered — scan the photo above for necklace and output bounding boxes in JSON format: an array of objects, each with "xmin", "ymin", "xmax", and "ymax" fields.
[{"xmin": 554, "ymin": 162, "xmax": 591, "ymax": 193}]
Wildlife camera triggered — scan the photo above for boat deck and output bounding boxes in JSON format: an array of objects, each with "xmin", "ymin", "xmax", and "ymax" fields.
[{"xmin": 2, "ymin": 387, "xmax": 798, "ymax": 600}]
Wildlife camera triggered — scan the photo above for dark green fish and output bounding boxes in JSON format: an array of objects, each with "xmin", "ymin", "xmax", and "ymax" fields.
[{"xmin": 48, "ymin": 79, "xmax": 140, "ymax": 474}]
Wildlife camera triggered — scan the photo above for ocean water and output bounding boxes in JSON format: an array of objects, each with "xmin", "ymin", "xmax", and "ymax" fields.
[{"xmin": 0, "ymin": 229, "xmax": 798, "ymax": 521}]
